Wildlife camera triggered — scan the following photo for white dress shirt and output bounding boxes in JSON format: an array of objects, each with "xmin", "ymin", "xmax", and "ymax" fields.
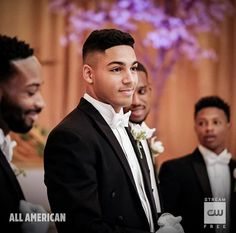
[
  {"xmin": 199, "ymin": 145, "xmax": 231, "ymax": 233},
  {"xmin": 199, "ymin": 145, "xmax": 231, "ymax": 199},
  {"xmin": 84, "ymin": 94, "xmax": 155, "ymax": 232}
]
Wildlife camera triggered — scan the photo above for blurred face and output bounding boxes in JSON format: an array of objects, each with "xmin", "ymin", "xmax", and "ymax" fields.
[
  {"xmin": 194, "ymin": 107, "xmax": 230, "ymax": 154},
  {"xmin": 124, "ymin": 71, "xmax": 152, "ymax": 123},
  {"xmin": 0, "ymin": 56, "xmax": 45, "ymax": 134},
  {"xmin": 83, "ymin": 45, "xmax": 138, "ymax": 112}
]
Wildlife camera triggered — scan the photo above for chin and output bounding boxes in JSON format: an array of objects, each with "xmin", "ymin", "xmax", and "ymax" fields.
[
  {"xmin": 13, "ymin": 124, "xmax": 33, "ymax": 134},
  {"xmin": 130, "ymin": 118, "xmax": 143, "ymax": 124}
]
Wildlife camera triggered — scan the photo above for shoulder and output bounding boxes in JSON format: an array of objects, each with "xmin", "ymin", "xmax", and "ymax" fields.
[
  {"xmin": 159, "ymin": 149, "xmax": 200, "ymax": 175},
  {"xmin": 50, "ymin": 99, "xmax": 98, "ymax": 135},
  {"xmin": 161, "ymin": 153, "xmax": 194, "ymax": 167}
]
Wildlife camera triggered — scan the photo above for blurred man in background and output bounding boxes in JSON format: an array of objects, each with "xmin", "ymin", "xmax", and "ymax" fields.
[
  {"xmin": 0, "ymin": 34, "xmax": 47, "ymax": 233},
  {"xmin": 159, "ymin": 96, "xmax": 236, "ymax": 233}
]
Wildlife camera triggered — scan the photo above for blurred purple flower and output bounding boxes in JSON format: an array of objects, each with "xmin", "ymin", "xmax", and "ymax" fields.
[{"xmin": 49, "ymin": 0, "xmax": 234, "ymax": 98}]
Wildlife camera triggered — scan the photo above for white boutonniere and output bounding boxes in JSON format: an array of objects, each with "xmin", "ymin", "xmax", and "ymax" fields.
[
  {"xmin": 233, "ymin": 168, "xmax": 236, "ymax": 192},
  {"xmin": 10, "ymin": 162, "xmax": 26, "ymax": 177},
  {"xmin": 130, "ymin": 122, "xmax": 155, "ymax": 141},
  {"xmin": 150, "ymin": 136, "xmax": 165, "ymax": 157},
  {"xmin": 130, "ymin": 122, "xmax": 164, "ymax": 158},
  {"xmin": 0, "ymin": 130, "xmax": 26, "ymax": 177}
]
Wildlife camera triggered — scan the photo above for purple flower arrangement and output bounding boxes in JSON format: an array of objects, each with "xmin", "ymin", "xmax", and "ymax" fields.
[{"xmin": 49, "ymin": 0, "xmax": 234, "ymax": 99}]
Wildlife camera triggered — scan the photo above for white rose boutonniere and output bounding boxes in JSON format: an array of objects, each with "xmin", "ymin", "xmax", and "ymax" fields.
[
  {"xmin": 130, "ymin": 122, "xmax": 164, "ymax": 159},
  {"xmin": 0, "ymin": 129, "xmax": 26, "ymax": 177},
  {"xmin": 233, "ymin": 168, "xmax": 236, "ymax": 192},
  {"xmin": 150, "ymin": 136, "xmax": 165, "ymax": 157},
  {"xmin": 130, "ymin": 123, "xmax": 155, "ymax": 141}
]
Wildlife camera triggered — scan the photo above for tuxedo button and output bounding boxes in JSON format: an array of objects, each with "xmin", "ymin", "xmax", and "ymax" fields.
[{"xmin": 111, "ymin": 191, "xmax": 116, "ymax": 198}]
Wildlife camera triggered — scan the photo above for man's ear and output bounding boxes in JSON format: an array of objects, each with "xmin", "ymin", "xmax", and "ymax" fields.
[{"xmin": 83, "ymin": 64, "xmax": 93, "ymax": 84}]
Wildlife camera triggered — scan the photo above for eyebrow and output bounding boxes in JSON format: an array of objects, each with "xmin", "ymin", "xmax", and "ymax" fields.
[
  {"xmin": 107, "ymin": 61, "xmax": 138, "ymax": 67},
  {"xmin": 26, "ymin": 81, "xmax": 44, "ymax": 88}
]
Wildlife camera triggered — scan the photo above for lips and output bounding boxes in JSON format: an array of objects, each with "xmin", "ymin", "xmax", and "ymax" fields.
[
  {"xmin": 119, "ymin": 88, "xmax": 134, "ymax": 96},
  {"xmin": 26, "ymin": 111, "xmax": 39, "ymax": 123},
  {"xmin": 130, "ymin": 106, "xmax": 145, "ymax": 117},
  {"xmin": 204, "ymin": 135, "xmax": 216, "ymax": 143}
]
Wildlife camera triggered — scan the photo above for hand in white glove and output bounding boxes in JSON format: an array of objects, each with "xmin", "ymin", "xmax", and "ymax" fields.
[
  {"xmin": 19, "ymin": 200, "xmax": 49, "ymax": 233},
  {"xmin": 156, "ymin": 213, "xmax": 185, "ymax": 233}
]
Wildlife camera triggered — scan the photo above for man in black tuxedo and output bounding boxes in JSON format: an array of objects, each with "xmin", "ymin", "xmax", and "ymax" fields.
[
  {"xmin": 44, "ymin": 29, "xmax": 162, "ymax": 233},
  {"xmin": 124, "ymin": 62, "xmax": 183, "ymax": 233},
  {"xmin": 159, "ymin": 96, "xmax": 236, "ymax": 233},
  {"xmin": 0, "ymin": 35, "xmax": 46, "ymax": 232},
  {"xmin": 124, "ymin": 62, "xmax": 163, "ymax": 214}
]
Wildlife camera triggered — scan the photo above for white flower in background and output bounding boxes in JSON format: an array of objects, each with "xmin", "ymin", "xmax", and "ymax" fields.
[{"xmin": 150, "ymin": 136, "xmax": 164, "ymax": 157}]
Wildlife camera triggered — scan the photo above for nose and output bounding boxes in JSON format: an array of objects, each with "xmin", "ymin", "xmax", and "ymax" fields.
[
  {"xmin": 205, "ymin": 122, "xmax": 214, "ymax": 132},
  {"xmin": 123, "ymin": 69, "xmax": 137, "ymax": 85},
  {"xmin": 34, "ymin": 92, "xmax": 45, "ymax": 110},
  {"xmin": 132, "ymin": 92, "xmax": 140, "ymax": 105}
]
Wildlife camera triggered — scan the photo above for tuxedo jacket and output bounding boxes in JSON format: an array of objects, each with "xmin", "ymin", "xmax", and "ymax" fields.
[
  {"xmin": 159, "ymin": 148, "xmax": 236, "ymax": 233},
  {"xmin": 0, "ymin": 149, "xmax": 25, "ymax": 232},
  {"xmin": 44, "ymin": 98, "xmax": 160, "ymax": 233}
]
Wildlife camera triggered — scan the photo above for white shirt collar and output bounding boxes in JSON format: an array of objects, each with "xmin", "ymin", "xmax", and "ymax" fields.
[
  {"xmin": 0, "ymin": 128, "xmax": 17, "ymax": 162},
  {"xmin": 84, "ymin": 93, "xmax": 125, "ymax": 126},
  {"xmin": 198, "ymin": 144, "xmax": 231, "ymax": 166}
]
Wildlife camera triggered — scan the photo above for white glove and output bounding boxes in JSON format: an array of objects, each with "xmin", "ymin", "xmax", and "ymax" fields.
[
  {"xmin": 19, "ymin": 200, "xmax": 49, "ymax": 233},
  {"xmin": 156, "ymin": 213, "xmax": 185, "ymax": 233}
]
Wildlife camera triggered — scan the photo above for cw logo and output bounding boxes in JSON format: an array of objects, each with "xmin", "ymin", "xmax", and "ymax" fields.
[
  {"xmin": 207, "ymin": 209, "xmax": 224, "ymax": 217},
  {"xmin": 204, "ymin": 201, "xmax": 226, "ymax": 224}
]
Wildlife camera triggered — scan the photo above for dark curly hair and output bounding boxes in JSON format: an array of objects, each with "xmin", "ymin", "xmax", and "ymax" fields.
[
  {"xmin": 82, "ymin": 28, "xmax": 135, "ymax": 62},
  {"xmin": 194, "ymin": 96, "xmax": 230, "ymax": 122},
  {"xmin": 0, "ymin": 35, "xmax": 34, "ymax": 82}
]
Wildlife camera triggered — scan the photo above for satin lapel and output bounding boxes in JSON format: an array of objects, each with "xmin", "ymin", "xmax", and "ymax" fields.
[
  {"xmin": 126, "ymin": 128, "xmax": 159, "ymax": 228},
  {"xmin": 125, "ymin": 128, "xmax": 152, "ymax": 187},
  {"xmin": 147, "ymin": 141, "xmax": 164, "ymax": 212},
  {"xmin": 78, "ymin": 98, "xmax": 137, "ymax": 192},
  {"xmin": 0, "ymin": 150, "xmax": 25, "ymax": 199},
  {"xmin": 192, "ymin": 149, "xmax": 212, "ymax": 197}
]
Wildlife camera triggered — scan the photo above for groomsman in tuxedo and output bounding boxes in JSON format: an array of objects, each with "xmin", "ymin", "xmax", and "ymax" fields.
[
  {"xmin": 44, "ymin": 29, "xmax": 161, "ymax": 233},
  {"xmin": 124, "ymin": 62, "xmax": 163, "ymax": 214},
  {"xmin": 45, "ymin": 28, "xmax": 187, "ymax": 233},
  {"xmin": 124, "ymin": 62, "xmax": 184, "ymax": 233},
  {"xmin": 159, "ymin": 96, "xmax": 236, "ymax": 233},
  {"xmin": 0, "ymin": 35, "xmax": 47, "ymax": 232}
]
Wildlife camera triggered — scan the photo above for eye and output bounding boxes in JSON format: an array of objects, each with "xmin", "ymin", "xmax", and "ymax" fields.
[
  {"xmin": 130, "ymin": 66, "xmax": 138, "ymax": 72},
  {"xmin": 213, "ymin": 119, "xmax": 221, "ymax": 125},
  {"xmin": 138, "ymin": 87, "xmax": 147, "ymax": 95},
  {"xmin": 110, "ymin": 67, "xmax": 122, "ymax": 72},
  {"xmin": 26, "ymin": 86, "xmax": 38, "ymax": 96},
  {"xmin": 197, "ymin": 121, "xmax": 205, "ymax": 127}
]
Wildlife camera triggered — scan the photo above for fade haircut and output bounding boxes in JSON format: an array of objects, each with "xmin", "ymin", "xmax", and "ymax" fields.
[
  {"xmin": 194, "ymin": 96, "xmax": 230, "ymax": 122},
  {"xmin": 0, "ymin": 35, "xmax": 34, "ymax": 83},
  {"xmin": 82, "ymin": 28, "xmax": 135, "ymax": 63}
]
